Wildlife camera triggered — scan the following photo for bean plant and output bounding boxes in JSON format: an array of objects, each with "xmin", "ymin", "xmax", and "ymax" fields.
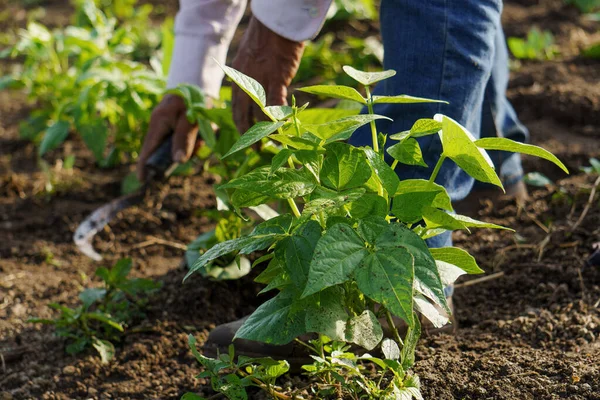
[
  {"xmin": 0, "ymin": 0, "xmax": 171, "ymax": 165},
  {"xmin": 184, "ymin": 65, "xmax": 568, "ymax": 398}
]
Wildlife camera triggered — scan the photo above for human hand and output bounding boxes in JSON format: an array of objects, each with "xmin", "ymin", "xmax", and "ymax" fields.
[
  {"xmin": 137, "ymin": 94, "xmax": 198, "ymax": 181},
  {"xmin": 231, "ymin": 15, "xmax": 305, "ymax": 133}
]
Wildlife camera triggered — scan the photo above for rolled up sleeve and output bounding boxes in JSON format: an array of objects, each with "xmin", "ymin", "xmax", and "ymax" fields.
[
  {"xmin": 167, "ymin": 0, "xmax": 247, "ymax": 98},
  {"xmin": 251, "ymin": 0, "xmax": 332, "ymax": 42}
]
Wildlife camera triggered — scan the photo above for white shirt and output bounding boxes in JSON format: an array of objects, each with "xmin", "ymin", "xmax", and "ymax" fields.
[{"xmin": 167, "ymin": 0, "xmax": 332, "ymax": 98}]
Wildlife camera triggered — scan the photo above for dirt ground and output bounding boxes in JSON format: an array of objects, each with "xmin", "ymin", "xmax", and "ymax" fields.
[{"xmin": 1, "ymin": 0, "xmax": 599, "ymax": 399}]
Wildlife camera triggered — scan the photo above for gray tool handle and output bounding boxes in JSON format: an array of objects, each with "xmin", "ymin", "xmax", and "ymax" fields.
[{"xmin": 145, "ymin": 135, "xmax": 174, "ymax": 181}]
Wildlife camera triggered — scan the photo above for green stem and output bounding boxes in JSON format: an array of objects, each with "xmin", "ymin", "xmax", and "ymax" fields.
[
  {"xmin": 391, "ymin": 160, "xmax": 398, "ymax": 170},
  {"xmin": 364, "ymin": 86, "xmax": 379, "ymax": 153},
  {"xmin": 385, "ymin": 308, "xmax": 404, "ymax": 347},
  {"xmin": 429, "ymin": 154, "xmax": 446, "ymax": 184}
]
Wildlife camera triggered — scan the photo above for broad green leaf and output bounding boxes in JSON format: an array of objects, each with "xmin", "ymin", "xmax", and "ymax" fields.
[
  {"xmin": 269, "ymin": 134, "xmax": 322, "ymax": 150},
  {"xmin": 298, "ymin": 85, "xmax": 366, "ymax": 105},
  {"xmin": 387, "ymin": 138, "xmax": 427, "ymax": 167},
  {"xmin": 230, "ymin": 189, "xmax": 271, "ymax": 208},
  {"xmin": 296, "ymin": 108, "xmax": 359, "ymax": 126},
  {"xmin": 523, "ymin": 172, "xmax": 553, "ymax": 187},
  {"xmin": 235, "ymin": 291, "xmax": 306, "ymax": 345},
  {"xmin": 92, "ymin": 338, "xmax": 115, "ymax": 365},
  {"xmin": 305, "ymin": 287, "xmax": 348, "ymax": 341},
  {"xmin": 389, "ymin": 119, "xmax": 442, "ymax": 140},
  {"xmin": 79, "ymin": 121, "xmax": 107, "ymax": 161},
  {"xmin": 394, "ymin": 180, "xmax": 452, "ymax": 209},
  {"xmin": 110, "ymin": 258, "xmax": 133, "ymax": 283},
  {"xmin": 345, "ymin": 310, "xmax": 383, "ymax": 351},
  {"xmin": 452, "ymin": 213, "xmax": 513, "ymax": 231},
  {"xmin": 392, "ymin": 191, "xmax": 439, "ymax": 224},
  {"xmin": 294, "ymin": 150, "xmax": 322, "ymax": 182},
  {"xmin": 401, "ymin": 314, "xmax": 421, "ymax": 370},
  {"xmin": 39, "ymin": 120, "xmax": 70, "ymax": 156},
  {"xmin": 375, "ymin": 222, "xmax": 449, "ymax": 313},
  {"xmin": 220, "ymin": 166, "xmax": 317, "ymax": 200},
  {"xmin": 270, "ymin": 148, "xmax": 294, "ymax": 175},
  {"xmin": 349, "ymin": 194, "xmax": 388, "ymax": 219},
  {"xmin": 423, "ymin": 207, "xmax": 513, "ymax": 231},
  {"xmin": 255, "ymin": 257, "xmax": 283, "ymax": 284},
  {"xmin": 304, "ymin": 114, "xmax": 391, "ymax": 142},
  {"xmin": 185, "ymin": 234, "xmax": 282, "ymax": 280},
  {"xmin": 414, "ymin": 294, "xmax": 448, "ymax": 329},
  {"xmin": 278, "ymin": 220, "xmax": 322, "ymax": 289},
  {"xmin": 475, "ymin": 137, "xmax": 569, "ymax": 173},
  {"xmin": 302, "ymin": 224, "xmax": 368, "ymax": 297},
  {"xmin": 435, "ymin": 260, "xmax": 468, "ymax": 288},
  {"xmin": 320, "ymin": 142, "xmax": 372, "ymax": 190},
  {"xmin": 180, "ymin": 393, "xmax": 205, "ymax": 400},
  {"xmin": 357, "ymin": 216, "xmax": 389, "ymax": 244},
  {"xmin": 342, "ymin": 65, "xmax": 396, "ymax": 86},
  {"xmin": 372, "ymin": 95, "xmax": 447, "ymax": 104},
  {"xmin": 421, "ymin": 207, "xmax": 468, "ymax": 230},
  {"xmin": 219, "ymin": 62, "xmax": 266, "ymax": 108},
  {"xmin": 264, "ymin": 105, "xmax": 293, "ymax": 120},
  {"xmin": 364, "ymin": 147, "xmax": 400, "ymax": 195},
  {"xmin": 79, "ymin": 288, "xmax": 106, "ymax": 309},
  {"xmin": 355, "ymin": 247, "xmax": 415, "ymax": 326},
  {"xmin": 429, "ymin": 247, "xmax": 483, "ymax": 275},
  {"xmin": 302, "ymin": 188, "xmax": 365, "ymax": 217},
  {"xmin": 222, "ymin": 121, "xmax": 284, "ymax": 158},
  {"xmin": 438, "ymin": 114, "xmax": 503, "ymax": 188}
]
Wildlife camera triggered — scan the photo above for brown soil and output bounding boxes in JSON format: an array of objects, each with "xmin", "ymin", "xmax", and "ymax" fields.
[{"xmin": 1, "ymin": 0, "xmax": 600, "ymax": 399}]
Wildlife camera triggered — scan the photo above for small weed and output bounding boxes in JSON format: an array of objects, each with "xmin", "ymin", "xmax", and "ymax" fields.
[
  {"xmin": 508, "ymin": 27, "xmax": 559, "ymax": 61},
  {"xmin": 29, "ymin": 258, "xmax": 161, "ymax": 363}
]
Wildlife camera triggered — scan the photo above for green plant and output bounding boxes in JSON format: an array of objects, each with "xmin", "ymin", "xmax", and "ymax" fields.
[
  {"xmin": 508, "ymin": 27, "xmax": 559, "ymax": 61},
  {"xmin": 29, "ymin": 258, "xmax": 161, "ymax": 363},
  {"xmin": 184, "ymin": 64, "xmax": 568, "ymax": 398},
  {"xmin": 327, "ymin": 0, "xmax": 377, "ymax": 21},
  {"xmin": 565, "ymin": 0, "xmax": 600, "ymax": 13},
  {"xmin": 0, "ymin": 0, "xmax": 172, "ymax": 165},
  {"xmin": 183, "ymin": 335, "xmax": 290, "ymax": 400}
]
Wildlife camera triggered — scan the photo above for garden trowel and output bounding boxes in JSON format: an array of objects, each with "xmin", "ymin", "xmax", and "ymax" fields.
[{"xmin": 73, "ymin": 137, "xmax": 177, "ymax": 261}]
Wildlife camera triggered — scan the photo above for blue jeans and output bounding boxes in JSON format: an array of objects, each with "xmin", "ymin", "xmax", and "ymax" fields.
[{"xmin": 350, "ymin": 0, "xmax": 529, "ymax": 249}]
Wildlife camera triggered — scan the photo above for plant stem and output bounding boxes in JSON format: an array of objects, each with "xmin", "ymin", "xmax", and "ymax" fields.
[
  {"xmin": 385, "ymin": 308, "xmax": 404, "ymax": 347},
  {"xmin": 391, "ymin": 160, "xmax": 398, "ymax": 170},
  {"xmin": 364, "ymin": 86, "xmax": 379, "ymax": 153},
  {"xmin": 428, "ymin": 155, "xmax": 446, "ymax": 184},
  {"xmin": 270, "ymin": 117, "xmax": 301, "ymax": 219}
]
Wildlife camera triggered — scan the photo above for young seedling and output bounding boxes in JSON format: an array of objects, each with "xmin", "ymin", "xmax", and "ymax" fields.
[
  {"xmin": 508, "ymin": 27, "xmax": 559, "ymax": 61},
  {"xmin": 29, "ymin": 258, "xmax": 161, "ymax": 363},
  {"xmin": 184, "ymin": 64, "xmax": 568, "ymax": 398}
]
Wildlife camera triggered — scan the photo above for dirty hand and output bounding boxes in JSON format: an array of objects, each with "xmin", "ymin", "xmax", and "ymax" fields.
[
  {"xmin": 137, "ymin": 94, "xmax": 198, "ymax": 181},
  {"xmin": 231, "ymin": 15, "xmax": 305, "ymax": 133}
]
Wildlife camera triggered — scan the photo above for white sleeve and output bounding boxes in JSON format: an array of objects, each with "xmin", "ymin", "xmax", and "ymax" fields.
[
  {"xmin": 251, "ymin": 0, "xmax": 332, "ymax": 42},
  {"xmin": 167, "ymin": 0, "xmax": 247, "ymax": 99}
]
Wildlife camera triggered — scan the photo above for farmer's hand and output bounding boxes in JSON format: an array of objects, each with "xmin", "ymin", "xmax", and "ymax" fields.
[
  {"xmin": 232, "ymin": 15, "xmax": 304, "ymax": 133},
  {"xmin": 137, "ymin": 94, "xmax": 198, "ymax": 181}
]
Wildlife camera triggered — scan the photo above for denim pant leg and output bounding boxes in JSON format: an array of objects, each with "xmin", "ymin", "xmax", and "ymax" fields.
[
  {"xmin": 479, "ymin": 25, "xmax": 529, "ymax": 188},
  {"xmin": 349, "ymin": 0, "xmax": 504, "ymax": 249}
]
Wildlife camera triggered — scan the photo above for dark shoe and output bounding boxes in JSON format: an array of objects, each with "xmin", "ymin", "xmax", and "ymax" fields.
[
  {"xmin": 453, "ymin": 180, "xmax": 529, "ymax": 216},
  {"xmin": 203, "ymin": 317, "xmax": 313, "ymax": 365}
]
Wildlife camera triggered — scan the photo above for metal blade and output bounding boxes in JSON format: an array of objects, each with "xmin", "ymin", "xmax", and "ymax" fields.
[
  {"xmin": 73, "ymin": 189, "xmax": 146, "ymax": 261},
  {"xmin": 73, "ymin": 136, "xmax": 175, "ymax": 260}
]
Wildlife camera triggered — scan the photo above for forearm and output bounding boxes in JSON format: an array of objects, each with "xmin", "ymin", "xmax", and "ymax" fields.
[{"xmin": 167, "ymin": 0, "xmax": 247, "ymax": 98}]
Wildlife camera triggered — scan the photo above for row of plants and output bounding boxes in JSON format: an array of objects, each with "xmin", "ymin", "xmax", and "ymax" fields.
[{"xmin": 0, "ymin": 0, "xmax": 172, "ymax": 166}]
